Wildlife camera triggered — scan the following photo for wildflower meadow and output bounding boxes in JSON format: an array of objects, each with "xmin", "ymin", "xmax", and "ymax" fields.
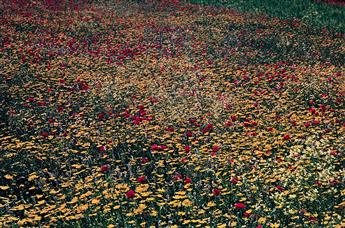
[{"xmin": 0, "ymin": 0, "xmax": 344, "ymax": 227}]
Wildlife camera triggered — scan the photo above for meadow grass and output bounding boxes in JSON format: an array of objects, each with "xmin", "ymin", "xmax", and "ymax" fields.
[{"xmin": 189, "ymin": 0, "xmax": 345, "ymax": 33}]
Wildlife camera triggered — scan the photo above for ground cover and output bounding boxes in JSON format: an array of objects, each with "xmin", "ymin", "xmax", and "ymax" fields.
[{"xmin": 0, "ymin": 1, "xmax": 344, "ymax": 227}]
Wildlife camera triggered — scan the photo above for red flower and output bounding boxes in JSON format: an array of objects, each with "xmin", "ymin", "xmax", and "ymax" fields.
[
  {"xmin": 309, "ymin": 107, "xmax": 316, "ymax": 115},
  {"xmin": 125, "ymin": 190, "xmax": 135, "ymax": 199},
  {"xmin": 180, "ymin": 157, "xmax": 188, "ymax": 163},
  {"xmin": 202, "ymin": 123, "xmax": 213, "ymax": 133},
  {"xmin": 267, "ymin": 127, "xmax": 274, "ymax": 132},
  {"xmin": 173, "ymin": 174, "xmax": 183, "ymax": 181},
  {"xmin": 100, "ymin": 164, "xmax": 110, "ymax": 173},
  {"xmin": 27, "ymin": 97, "xmax": 35, "ymax": 102},
  {"xmin": 234, "ymin": 202, "xmax": 246, "ymax": 209},
  {"xmin": 231, "ymin": 177, "xmax": 239, "ymax": 184},
  {"xmin": 276, "ymin": 185, "xmax": 284, "ymax": 191},
  {"xmin": 132, "ymin": 116, "xmax": 142, "ymax": 125},
  {"xmin": 225, "ymin": 121, "xmax": 233, "ymax": 127},
  {"xmin": 186, "ymin": 131, "xmax": 193, "ymax": 137},
  {"xmin": 151, "ymin": 144, "xmax": 160, "ymax": 151},
  {"xmin": 97, "ymin": 113, "xmax": 105, "ymax": 119},
  {"xmin": 166, "ymin": 127, "xmax": 174, "ymax": 132},
  {"xmin": 141, "ymin": 157, "xmax": 149, "ymax": 164},
  {"xmin": 231, "ymin": 115, "xmax": 238, "ymax": 121},
  {"xmin": 185, "ymin": 145, "xmax": 191, "ymax": 153},
  {"xmin": 40, "ymin": 131, "xmax": 49, "ymax": 137},
  {"xmin": 283, "ymin": 134, "xmax": 291, "ymax": 140},
  {"xmin": 212, "ymin": 145, "xmax": 221, "ymax": 152},
  {"xmin": 312, "ymin": 119, "xmax": 320, "ymax": 125},
  {"xmin": 184, "ymin": 177, "xmax": 192, "ymax": 184},
  {"xmin": 212, "ymin": 188, "xmax": 221, "ymax": 196},
  {"xmin": 330, "ymin": 150, "xmax": 338, "ymax": 156},
  {"xmin": 98, "ymin": 145, "xmax": 106, "ymax": 152},
  {"xmin": 243, "ymin": 211, "xmax": 251, "ymax": 217},
  {"xmin": 309, "ymin": 216, "xmax": 317, "ymax": 222},
  {"xmin": 137, "ymin": 176, "xmax": 146, "ymax": 183}
]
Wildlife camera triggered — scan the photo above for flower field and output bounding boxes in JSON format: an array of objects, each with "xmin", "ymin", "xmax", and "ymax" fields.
[{"xmin": 0, "ymin": 0, "xmax": 344, "ymax": 227}]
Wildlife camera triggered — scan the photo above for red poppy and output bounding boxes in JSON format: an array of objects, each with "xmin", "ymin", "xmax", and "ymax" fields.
[
  {"xmin": 151, "ymin": 144, "xmax": 160, "ymax": 151},
  {"xmin": 243, "ymin": 211, "xmax": 251, "ymax": 217},
  {"xmin": 309, "ymin": 216, "xmax": 317, "ymax": 222},
  {"xmin": 234, "ymin": 202, "xmax": 246, "ymax": 209},
  {"xmin": 231, "ymin": 177, "xmax": 239, "ymax": 184},
  {"xmin": 184, "ymin": 177, "xmax": 192, "ymax": 184},
  {"xmin": 180, "ymin": 157, "xmax": 188, "ymax": 163},
  {"xmin": 132, "ymin": 116, "xmax": 142, "ymax": 125},
  {"xmin": 185, "ymin": 145, "xmax": 191, "ymax": 153},
  {"xmin": 276, "ymin": 185, "xmax": 284, "ymax": 191},
  {"xmin": 212, "ymin": 145, "xmax": 221, "ymax": 152},
  {"xmin": 309, "ymin": 107, "xmax": 316, "ymax": 115},
  {"xmin": 330, "ymin": 150, "xmax": 338, "ymax": 156},
  {"xmin": 283, "ymin": 134, "xmax": 291, "ymax": 140},
  {"xmin": 202, "ymin": 123, "xmax": 213, "ymax": 133},
  {"xmin": 97, "ymin": 113, "xmax": 105, "ymax": 119},
  {"xmin": 98, "ymin": 146, "xmax": 106, "ymax": 152},
  {"xmin": 141, "ymin": 157, "xmax": 149, "ymax": 164},
  {"xmin": 186, "ymin": 131, "xmax": 193, "ymax": 137},
  {"xmin": 212, "ymin": 188, "xmax": 221, "ymax": 196},
  {"xmin": 27, "ymin": 97, "xmax": 35, "ymax": 102},
  {"xmin": 137, "ymin": 176, "xmax": 146, "ymax": 183},
  {"xmin": 40, "ymin": 131, "xmax": 49, "ymax": 137},
  {"xmin": 231, "ymin": 115, "xmax": 237, "ymax": 121},
  {"xmin": 166, "ymin": 127, "xmax": 174, "ymax": 132},
  {"xmin": 100, "ymin": 164, "xmax": 110, "ymax": 173},
  {"xmin": 125, "ymin": 190, "xmax": 135, "ymax": 198},
  {"xmin": 225, "ymin": 121, "xmax": 233, "ymax": 127},
  {"xmin": 304, "ymin": 122, "xmax": 311, "ymax": 127},
  {"xmin": 312, "ymin": 119, "xmax": 320, "ymax": 125}
]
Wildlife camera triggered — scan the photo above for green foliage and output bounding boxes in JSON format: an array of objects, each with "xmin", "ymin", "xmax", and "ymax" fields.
[{"xmin": 189, "ymin": 0, "xmax": 345, "ymax": 33}]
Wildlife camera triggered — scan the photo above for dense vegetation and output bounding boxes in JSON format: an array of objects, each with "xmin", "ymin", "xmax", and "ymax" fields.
[
  {"xmin": 0, "ymin": 0, "xmax": 344, "ymax": 227},
  {"xmin": 189, "ymin": 0, "xmax": 345, "ymax": 33}
]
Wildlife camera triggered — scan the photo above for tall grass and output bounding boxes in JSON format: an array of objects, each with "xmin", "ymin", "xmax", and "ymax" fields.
[{"xmin": 189, "ymin": 0, "xmax": 345, "ymax": 33}]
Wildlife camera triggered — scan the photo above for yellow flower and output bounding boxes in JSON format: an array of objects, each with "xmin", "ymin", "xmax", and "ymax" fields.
[
  {"xmin": 4, "ymin": 174, "xmax": 13, "ymax": 180},
  {"xmin": 91, "ymin": 198, "xmax": 100, "ymax": 205},
  {"xmin": 207, "ymin": 201, "xmax": 216, "ymax": 207},
  {"xmin": 71, "ymin": 164, "xmax": 82, "ymax": 169},
  {"xmin": 258, "ymin": 217, "xmax": 266, "ymax": 224},
  {"xmin": 182, "ymin": 220, "xmax": 191, "ymax": 225},
  {"xmin": 150, "ymin": 210, "xmax": 158, "ymax": 217},
  {"xmin": 0, "ymin": 186, "xmax": 9, "ymax": 191},
  {"xmin": 270, "ymin": 223, "xmax": 280, "ymax": 228},
  {"xmin": 28, "ymin": 173, "xmax": 39, "ymax": 181},
  {"xmin": 76, "ymin": 204, "xmax": 89, "ymax": 213},
  {"xmin": 182, "ymin": 199, "xmax": 192, "ymax": 207},
  {"xmin": 133, "ymin": 203, "xmax": 147, "ymax": 215}
]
